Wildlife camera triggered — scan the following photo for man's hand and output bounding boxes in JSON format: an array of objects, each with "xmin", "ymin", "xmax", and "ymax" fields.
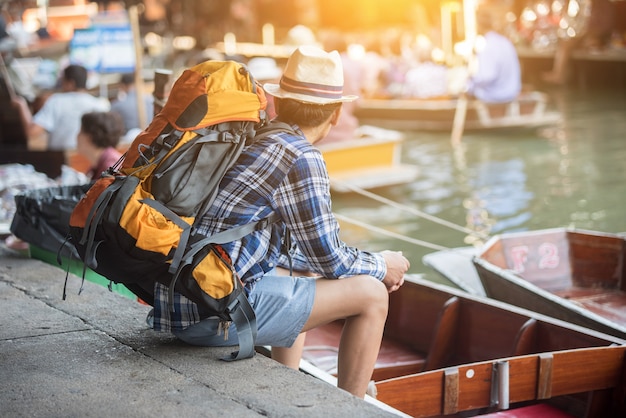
[{"xmin": 381, "ymin": 250, "xmax": 410, "ymax": 293}]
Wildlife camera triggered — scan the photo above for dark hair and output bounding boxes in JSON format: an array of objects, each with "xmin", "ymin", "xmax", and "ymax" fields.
[
  {"xmin": 274, "ymin": 98, "xmax": 341, "ymax": 128},
  {"xmin": 120, "ymin": 72, "xmax": 135, "ymax": 85},
  {"xmin": 63, "ymin": 64, "xmax": 88, "ymax": 89},
  {"xmin": 80, "ymin": 112, "xmax": 123, "ymax": 149}
]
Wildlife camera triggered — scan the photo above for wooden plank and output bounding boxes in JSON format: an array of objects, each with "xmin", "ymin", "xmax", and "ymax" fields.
[
  {"xmin": 357, "ymin": 98, "xmax": 459, "ymax": 111},
  {"xmin": 443, "ymin": 368, "xmax": 459, "ymax": 414},
  {"xmin": 549, "ymin": 346, "xmax": 625, "ymax": 396},
  {"xmin": 376, "ymin": 371, "xmax": 445, "ymax": 417},
  {"xmin": 449, "ymin": 359, "xmax": 538, "ymax": 409},
  {"xmin": 537, "ymin": 353, "xmax": 553, "ymax": 399}
]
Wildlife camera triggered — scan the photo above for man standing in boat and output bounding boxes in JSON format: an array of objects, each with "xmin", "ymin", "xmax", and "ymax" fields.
[
  {"xmin": 466, "ymin": 3, "xmax": 521, "ymax": 103},
  {"xmin": 151, "ymin": 46, "xmax": 410, "ymax": 399}
]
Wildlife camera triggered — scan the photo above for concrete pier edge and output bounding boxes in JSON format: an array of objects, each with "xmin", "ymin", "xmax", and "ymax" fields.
[{"xmin": 0, "ymin": 244, "xmax": 401, "ymax": 417}]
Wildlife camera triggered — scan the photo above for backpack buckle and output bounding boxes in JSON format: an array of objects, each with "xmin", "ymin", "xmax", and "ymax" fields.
[{"xmin": 157, "ymin": 130, "xmax": 182, "ymax": 150}]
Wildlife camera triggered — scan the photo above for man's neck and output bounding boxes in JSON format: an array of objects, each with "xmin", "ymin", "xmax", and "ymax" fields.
[{"xmin": 300, "ymin": 122, "xmax": 332, "ymax": 145}]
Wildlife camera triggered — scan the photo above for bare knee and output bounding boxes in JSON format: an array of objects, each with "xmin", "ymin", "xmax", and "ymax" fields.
[
  {"xmin": 353, "ymin": 276, "xmax": 388, "ymax": 318},
  {"xmin": 305, "ymin": 275, "xmax": 389, "ymax": 331}
]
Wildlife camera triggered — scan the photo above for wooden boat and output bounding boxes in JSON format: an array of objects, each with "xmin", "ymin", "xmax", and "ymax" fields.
[
  {"xmin": 296, "ymin": 275, "xmax": 626, "ymax": 417},
  {"xmin": 473, "ymin": 228, "xmax": 626, "ymax": 340},
  {"xmin": 354, "ymin": 91, "xmax": 561, "ymax": 132},
  {"xmin": 317, "ymin": 125, "xmax": 419, "ymax": 192}
]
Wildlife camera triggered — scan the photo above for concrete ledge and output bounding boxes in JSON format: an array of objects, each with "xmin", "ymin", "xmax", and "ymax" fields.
[{"xmin": 0, "ymin": 246, "xmax": 397, "ymax": 417}]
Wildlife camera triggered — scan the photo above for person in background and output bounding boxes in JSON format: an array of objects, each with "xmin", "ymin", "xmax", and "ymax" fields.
[
  {"xmin": 466, "ymin": 4, "xmax": 521, "ymax": 102},
  {"xmin": 152, "ymin": 46, "xmax": 410, "ymax": 399},
  {"xmin": 76, "ymin": 111, "xmax": 123, "ymax": 180},
  {"xmin": 402, "ymin": 34, "xmax": 449, "ymax": 99},
  {"xmin": 110, "ymin": 72, "xmax": 154, "ymax": 140},
  {"xmin": 542, "ymin": 0, "xmax": 615, "ymax": 85},
  {"xmin": 25, "ymin": 64, "xmax": 110, "ymax": 151}
]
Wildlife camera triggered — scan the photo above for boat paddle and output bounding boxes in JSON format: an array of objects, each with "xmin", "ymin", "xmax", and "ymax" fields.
[{"xmin": 451, "ymin": 92, "xmax": 468, "ymax": 145}]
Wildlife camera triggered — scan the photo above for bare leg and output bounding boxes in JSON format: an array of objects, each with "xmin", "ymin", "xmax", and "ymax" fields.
[
  {"xmin": 543, "ymin": 37, "xmax": 580, "ymax": 85},
  {"xmin": 271, "ymin": 332, "xmax": 306, "ymax": 369},
  {"xmin": 302, "ymin": 275, "xmax": 389, "ymax": 398}
]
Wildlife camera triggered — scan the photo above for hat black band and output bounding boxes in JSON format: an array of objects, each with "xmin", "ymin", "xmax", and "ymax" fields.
[{"xmin": 279, "ymin": 75, "xmax": 343, "ymax": 99}]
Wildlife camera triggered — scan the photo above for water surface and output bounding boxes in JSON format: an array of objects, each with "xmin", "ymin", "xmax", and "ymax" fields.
[{"xmin": 332, "ymin": 89, "xmax": 626, "ymax": 284}]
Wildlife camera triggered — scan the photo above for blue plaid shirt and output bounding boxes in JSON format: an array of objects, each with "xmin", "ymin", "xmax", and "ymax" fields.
[{"xmin": 153, "ymin": 124, "xmax": 387, "ymax": 331}]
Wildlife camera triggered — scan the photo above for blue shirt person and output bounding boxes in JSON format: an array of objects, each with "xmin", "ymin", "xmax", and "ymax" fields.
[{"xmin": 467, "ymin": 6, "xmax": 521, "ymax": 103}]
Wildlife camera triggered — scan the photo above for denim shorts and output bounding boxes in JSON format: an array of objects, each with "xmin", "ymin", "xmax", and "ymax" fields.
[{"xmin": 173, "ymin": 274, "xmax": 316, "ymax": 348}]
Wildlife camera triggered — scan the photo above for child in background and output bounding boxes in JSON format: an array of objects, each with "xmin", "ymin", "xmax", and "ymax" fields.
[{"xmin": 76, "ymin": 111, "xmax": 124, "ymax": 179}]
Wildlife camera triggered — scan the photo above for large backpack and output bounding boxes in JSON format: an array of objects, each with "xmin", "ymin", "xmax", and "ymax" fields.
[{"xmin": 68, "ymin": 60, "xmax": 290, "ymax": 361}]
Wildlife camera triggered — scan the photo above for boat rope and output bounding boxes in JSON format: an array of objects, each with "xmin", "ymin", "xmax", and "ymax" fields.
[
  {"xmin": 334, "ymin": 213, "xmax": 449, "ymax": 251},
  {"xmin": 330, "ymin": 178, "xmax": 491, "ymax": 240}
]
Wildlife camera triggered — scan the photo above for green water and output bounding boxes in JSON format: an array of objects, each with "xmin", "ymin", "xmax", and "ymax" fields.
[{"xmin": 331, "ymin": 89, "xmax": 626, "ymax": 285}]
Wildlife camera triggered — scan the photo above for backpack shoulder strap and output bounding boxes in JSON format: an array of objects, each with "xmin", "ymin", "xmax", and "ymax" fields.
[{"xmin": 254, "ymin": 120, "xmax": 295, "ymax": 139}]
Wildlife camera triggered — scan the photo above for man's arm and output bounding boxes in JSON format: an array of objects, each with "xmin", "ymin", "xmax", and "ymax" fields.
[
  {"xmin": 14, "ymin": 97, "xmax": 48, "ymax": 151},
  {"xmin": 9, "ymin": 95, "xmax": 45, "ymax": 150},
  {"xmin": 26, "ymin": 122, "xmax": 48, "ymax": 150},
  {"xmin": 11, "ymin": 95, "xmax": 48, "ymax": 150}
]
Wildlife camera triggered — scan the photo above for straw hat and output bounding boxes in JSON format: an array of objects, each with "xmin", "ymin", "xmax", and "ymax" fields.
[
  {"xmin": 263, "ymin": 46, "xmax": 358, "ymax": 105},
  {"xmin": 247, "ymin": 57, "xmax": 282, "ymax": 81}
]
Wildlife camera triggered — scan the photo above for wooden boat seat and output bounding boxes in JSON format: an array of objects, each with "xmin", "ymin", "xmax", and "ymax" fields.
[
  {"xmin": 303, "ymin": 320, "xmax": 428, "ymax": 382},
  {"xmin": 422, "ymin": 296, "xmax": 460, "ymax": 371},
  {"xmin": 421, "ymin": 298, "xmax": 541, "ymax": 368},
  {"xmin": 512, "ymin": 318, "xmax": 538, "ymax": 356},
  {"xmin": 471, "ymin": 92, "xmax": 549, "ymax": 126}
]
